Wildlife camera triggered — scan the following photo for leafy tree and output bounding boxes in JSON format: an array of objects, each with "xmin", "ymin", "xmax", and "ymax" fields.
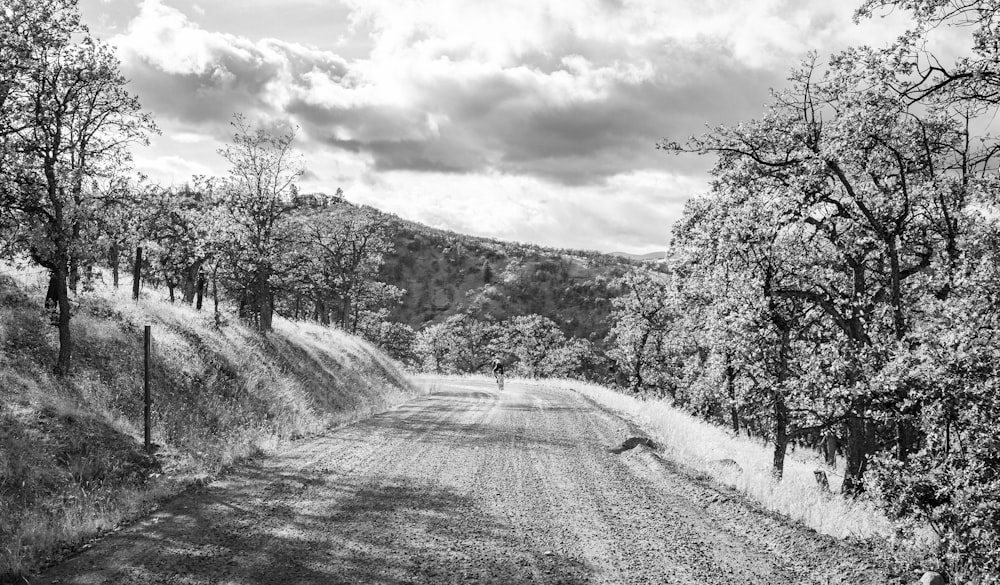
[
  {"xmin": 144, "ymin": 182, "xmax": 222, "ymax": 304},
  {"xmin": 496, "ymin": 314, "xmax": 568, "ymax": 377},
  {"xmin": 607, "ymin": 269, "xmax": 677, "ymax": 394},
  {"xmin": 413, "ymin": 321, "xmax": 461, "ymax": 373},
  {"xmin": 283, "ymin": 203, "xmax": 397, "ymax": 332},
  {"xmin": 89, "ymin": 174, "xmax": 150, "ymax": 289},
  {"xmin": 868, "ymin": 250, "xmax": 1000, "ymax": 582},
  {"xmin": 541, "ymin": 337, "xmax": 599, "ymax": 379},
  {"xmin": 356, "ymin": 309, "xmax": 416, "ymax": 364},
  {"xmin": 0, "ymin": 2, "xmax": 155, "ymax": 374},
  {"xmin": 663, "ymin": 49, "xmax": 983, "ymax": 492},
  {"xmin": 857, "ymin": 0, "xmax": 1000, "ymax": 107},
  {"xmin": 218, "ymin": 114, "xmax": 301, "ymax": 333}
]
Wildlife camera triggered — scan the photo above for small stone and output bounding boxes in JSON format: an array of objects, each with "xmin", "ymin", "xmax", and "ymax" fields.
[
  {"xmin": 543, "ymin": 550, "xmax": 554, "ymax": 556},
  {"xmin": 918, "ymin": 572, "xmax": 944, "ymax": 585}
]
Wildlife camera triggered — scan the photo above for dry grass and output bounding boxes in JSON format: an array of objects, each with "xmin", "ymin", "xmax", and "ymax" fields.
[
  {"xmin": 533, "ymin": 378, "xmax": 896, "ymax": 541},
  {"xmin": 0, "ymin": 266, "xmax": 421, "ymax": 581}
]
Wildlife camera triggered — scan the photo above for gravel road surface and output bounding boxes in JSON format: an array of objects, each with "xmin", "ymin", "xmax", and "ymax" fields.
[{"xmin": 37, "ymin": 378, "xmax": 892, "ymax": 584}]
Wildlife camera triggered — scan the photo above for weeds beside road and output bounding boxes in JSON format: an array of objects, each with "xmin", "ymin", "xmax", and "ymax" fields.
[{"xmin": 0, "ymin": 270, "xmax": 420, "ymax": 581}]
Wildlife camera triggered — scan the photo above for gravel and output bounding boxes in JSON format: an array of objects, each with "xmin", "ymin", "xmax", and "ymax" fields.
[{"xmin": 36, "ymin": 379, "xmax": 893, "ymax": 584}]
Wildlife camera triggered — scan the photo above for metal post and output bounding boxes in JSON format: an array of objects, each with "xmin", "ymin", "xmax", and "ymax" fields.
[{"xmin": 144, "ymin": 325, "xmax": 151, "ymax": 451}]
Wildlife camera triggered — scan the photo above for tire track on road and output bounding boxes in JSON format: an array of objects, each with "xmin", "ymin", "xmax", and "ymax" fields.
[{"xmin": 38, "ymin": 379, "xmax": 891, "ymax": 585}]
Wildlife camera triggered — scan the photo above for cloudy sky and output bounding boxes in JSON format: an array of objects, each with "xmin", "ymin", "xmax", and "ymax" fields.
[{"xmin": 79, "ymin": 0, "xmax": 921, "ymax": 253}]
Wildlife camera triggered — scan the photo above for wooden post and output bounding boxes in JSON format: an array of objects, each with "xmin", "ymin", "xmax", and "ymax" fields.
[
  {"xmin": 132, "ymin": 246, "xmax": 143, "ymax": 301},
  {"xmin": 143, "ymin": 325, "xmax": 151, "ymax": 451}
]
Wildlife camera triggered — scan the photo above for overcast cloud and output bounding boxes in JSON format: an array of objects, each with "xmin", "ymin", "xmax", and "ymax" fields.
[{"xmin": 80, "ymin": 0, "xmax": 920, "ymax": 253}]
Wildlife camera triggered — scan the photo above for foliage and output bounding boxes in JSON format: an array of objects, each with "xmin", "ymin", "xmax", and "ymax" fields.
[
  {"xmin": 0, "ymin": 0, "xmax": 156, "ymax": 375},
  {"xmin": 411, "ymin": 312, "xmax": 599, "ymax": 378},
  {"xmin": 652, "ymin": 7, "xmax": 1000, "ymax": 578},
  {"xmin": 606, "ymin": 269, "xmax": 677, "ymax": 394},
  {"xmin": 217, "ymin": 114, "xmax": 302, "ymax": 332}
]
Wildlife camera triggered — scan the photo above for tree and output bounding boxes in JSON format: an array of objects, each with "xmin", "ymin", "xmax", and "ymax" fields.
[
  {"xmin": 282, "ymin": 204, "xmax": 396, "ymax": 332},
  {"xmin": 662, "ymin": 51, "xmax": 979, "ymax": 493},
  {"xmin": 218, "ymin": 114, "xmax": 302, "ymax": 332},
  {"xmin": 90, "ymin": 174, "xmax": 148, "ymax": 289},
  {"xmin": 414, "ymin": 321, "xmax": 461, "ymax": 373},
  {"xmin": 671, "ymin": 179, "xmax": 831, "ymax": 480},
  {"xmin": 142, "ymin": 181, "xmax": 224, "ymax": 305},
  {"xmin": 356, "ymin": 310, "xmax": 416, "ymax": 364},
  {"xmin": 1, "ymin": 3, "xmax": 156, "ymax": 375},
  {"xmin": 607, "ymin": 269, "xmax": 676, "ymax": 394},
  {"xmin": 857, "ymin": 0, "xmax": 1000, "ymax": 107},
  {"xmin": 498, "ymin": 315, "xmax": 568, "ymax": 377}
]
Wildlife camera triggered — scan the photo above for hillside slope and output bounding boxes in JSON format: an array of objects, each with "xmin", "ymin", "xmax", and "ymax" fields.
[
  {"xmin": 0, "ymin": 268, "xmax": 420, "ymax": 581},
  {"xmin": 378, "ymin": 211, "xmax": 647, "ymax": 343}
]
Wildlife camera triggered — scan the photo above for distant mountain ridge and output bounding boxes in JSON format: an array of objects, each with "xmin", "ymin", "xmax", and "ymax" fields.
[{"xmin": 610, "ymin": 251, "xmax": 667, "ymax": 261}]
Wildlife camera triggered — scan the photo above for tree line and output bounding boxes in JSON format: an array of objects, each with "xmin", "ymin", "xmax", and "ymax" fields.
[
  {"xmin": 601, "ymin": 3, "xmax": 1000, "ymax": 580},
  {"xmin": 0, "ymin": 1, "xmax": 400, "ymax": 379}
]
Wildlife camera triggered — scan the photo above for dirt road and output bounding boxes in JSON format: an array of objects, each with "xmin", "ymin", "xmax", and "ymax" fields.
[{"xmin": 37, "ymin": 378, "xmax": 892, "ymax": 584}]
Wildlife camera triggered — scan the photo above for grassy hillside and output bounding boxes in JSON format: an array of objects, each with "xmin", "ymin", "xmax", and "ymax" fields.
[
  {"xmin": 378, "ymin": 211, "xmax": 645, "ymax": 343},
  {"xmin": 0, "ymin": 267, "xmax": 420, "ymax": 581}
]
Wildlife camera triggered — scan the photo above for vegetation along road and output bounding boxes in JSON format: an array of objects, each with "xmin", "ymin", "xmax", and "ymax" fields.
[{"xmin": 39, "ymin": 379, "xmax": 890, "ymax": 585}]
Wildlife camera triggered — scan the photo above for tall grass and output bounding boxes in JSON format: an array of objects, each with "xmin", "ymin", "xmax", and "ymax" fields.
[
  {"xmin": 0, "ymin": 265, "xmax": 422, "ymax": 580},
  {"xmin": 537, "ymin": 378, "xmax": 896, "ymax": 540}
]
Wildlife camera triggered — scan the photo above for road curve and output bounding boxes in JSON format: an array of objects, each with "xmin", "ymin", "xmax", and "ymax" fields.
[{"xmin": 37, "ymin": 378, "xmax": 890, "ymax": 585}]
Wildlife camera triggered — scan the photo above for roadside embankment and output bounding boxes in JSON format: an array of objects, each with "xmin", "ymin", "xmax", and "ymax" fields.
[
  {"xmin": 0, "ymin": 269, "xmax": 421, "ymax": 581},
  {"xmin": 536, "ymin": 379, "xmax": 897, "ymax": 540}
]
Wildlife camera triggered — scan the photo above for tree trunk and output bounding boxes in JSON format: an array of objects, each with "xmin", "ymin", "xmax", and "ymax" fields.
[
  {"xmin": 167, "ymin": 282, "xmax": 176, "ymax": 303},
  {"xmin": 132, "ymin": 246, "xmax": 143, "ymax": 301},
  {"xmin": 69, "ymin": 255, "xmax": 79, "ymax": 293},
  {"xmin": 725, "ymin": 360, "xmax": 739, "ymax": 434},
  {"xmin": 770, "ymin": 315, "xmax": 792, "ymax": 480},
  {"xmin": 212, "ymin": 268, "xmax": 220, "ymax": 328},
  {"xmin": 631, "ymin": 329, "xmax": 650, "ymax": 392},
  {"xmin": 823, "ymin": 430, "xmax": 838, "ymax": 467},
  {"xmin": 110, "ymin": 241, "xmax": 120, "ymax": 288},
  {"xmin": 316, "ymin": 299, "xmax": 329, "ymax": 325},
  {"xmin": 55, "ymin": 262, "xmax": 72, "ymax": 376},
  {"xmin": 257, "ymin": 267, "xmax": 272, "ymax": 332},
  {"xmin": 45, "ymin": 272, "xmax": 59, "ymax": 311},
  {"xmin": 195, "ymin": 274, "xmax": 206, "ymax": 311},
  {"xmin": 340, "ymin": 297, "xmax": 351, "ymax": 329},
  {"xmin": 896, "ymin": 416, "xmax": 918, "ymax": 462},
  {"xmin": 772, "ymin": 390, "xmax": 789, "ymax": 480},
  {"xmin": 182, "ymin": 259, "xmax": 204, "ymax": 304},
  {"xmin": 841, "ymin": 415, "xmax": 869, "ymax": 496}
]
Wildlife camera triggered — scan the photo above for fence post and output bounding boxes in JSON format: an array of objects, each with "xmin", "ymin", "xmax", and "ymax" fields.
[{"xmin": 144, "ymin": 325, "xmax": 151, "ymax": 451}]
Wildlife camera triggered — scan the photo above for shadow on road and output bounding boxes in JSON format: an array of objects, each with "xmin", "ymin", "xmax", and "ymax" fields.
[{"xmin": 39, "ymin": 388, "xmax": 596, "ymax": 585}]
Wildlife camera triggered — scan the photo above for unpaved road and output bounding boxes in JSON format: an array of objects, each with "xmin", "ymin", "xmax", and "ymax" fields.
[{"xmin": 38, "ymin": 379, "xmax": 892, "ymax": 585}]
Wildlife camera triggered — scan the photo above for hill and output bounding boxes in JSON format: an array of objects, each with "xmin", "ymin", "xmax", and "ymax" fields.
[
  {"xmin": 0, "ymin": 267, "xmax": 420, "ymax": 581},
  {"xmin": 610, "ymin": 251, "xmax": 667, "ymax": 261},
  {"xmin": 375, "ymin": 210, "xmax": 650, "ymax": 345}
]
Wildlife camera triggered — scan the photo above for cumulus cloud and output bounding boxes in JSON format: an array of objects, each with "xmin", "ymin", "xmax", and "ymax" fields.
[
  {"xmin": 341, "ymin": 169, "xmax": 697, "ymax": 253},
  {"xmin": 113, "ymin": 0, "xmax": 840, "ymax": 184},
  {"xmin": 114, "ymin": 0, "xmax": 350, "ymax": 132},
  {"xmin": 106, "ymin": 0, "xmax": 922, "ymax": 250}
]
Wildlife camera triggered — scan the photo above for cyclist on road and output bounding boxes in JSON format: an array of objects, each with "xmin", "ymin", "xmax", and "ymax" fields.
[{"xmin": 492, "ymin": 356, "xmax": 505, "ymax": 392}]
